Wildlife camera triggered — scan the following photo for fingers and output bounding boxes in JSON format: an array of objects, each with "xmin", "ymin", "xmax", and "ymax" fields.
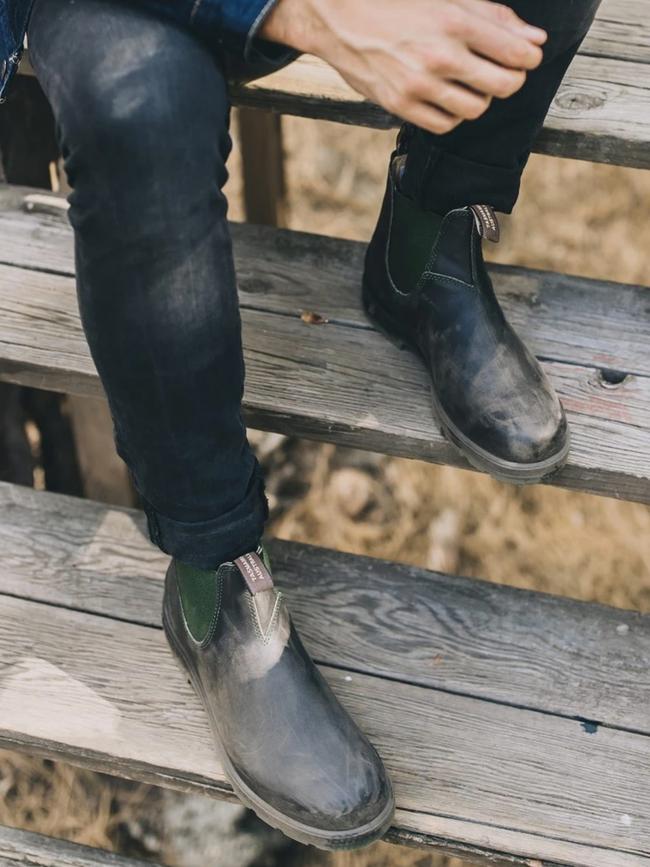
[
  {"xmin": 455, "ymin": 0, "xmax": 547, "ymax": 45},
  {"xmin": 446, "ymin": 47, "xmax": 528, "ymax": 99},
  {"xmin": 463, "ymin": 17, "xmax": 544, "ymax": 70},
  {"xmin": 391, "ymin": 66, "xmax": 491, "ymax": 132},
  {"xmin": 448, "ymin": 0, "xmax": 545, "ymax": 74},
  {"xmin": 412, "ymin": 77, "xmax": 491, "ymax": 121},
  {"xmin": 485, "ymin": 2, "xmax": 547, "ymax": 44},
  {"xmin": 398, "ymin": 99, "xmax": 463, "ymax": 135}
]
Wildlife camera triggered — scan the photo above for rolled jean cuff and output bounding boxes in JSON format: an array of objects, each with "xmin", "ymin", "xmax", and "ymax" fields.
[
  {"xmin": 142, "ymin": 470, "xmax": 269, "ymax": 569},
  {"xmin": 401, "ymin": 140, "xmax": 523, "ymax": 215}
]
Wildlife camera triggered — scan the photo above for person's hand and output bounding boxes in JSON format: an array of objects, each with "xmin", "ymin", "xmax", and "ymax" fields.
[{"xmin": 260, "ymin": 0, "xmax": 547, "ymax": 134}]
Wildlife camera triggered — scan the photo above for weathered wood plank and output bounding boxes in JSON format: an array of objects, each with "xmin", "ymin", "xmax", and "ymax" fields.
[
  {"xmin": 15, "ymin": 0, "xmax": 650, "ymax": 169},
  {"xmin": 0, "ymin": 248, "xmax": 649, "ymax": 502},
  {"xmin": 1, "ymin": 590, "xmax": 650, "ymax": 866},
  {"xmin": 387, "ymin": 812, "xmax": 650, "ymax": 867},
  {"xmin": 65, "ymin": 395, "xmax": 138, "ymax": 507},
  {"xmin": 2, "ymin": 193, "xmax": 649, "ymax": 379},
  {"xmin": 242, "ymin": 314, "xmax": 649, "ymax": 502},
  {"xmin": 582, "ymin": 0, "xmax": 650, "ymax": 65},
  {"xmin": 237, "ymin": 108, "xmax": 288, "ymax": 227},
  {"xmin": 231, "ymin": 53, "xmax": 650, "ymax": 169},
  {"xmin": 0, "ymin": 825, "xmax": 156, "ymax": 867},
  {"xmin": 1, "ymin": 481, "xmax": 650, "ymax": 735}
]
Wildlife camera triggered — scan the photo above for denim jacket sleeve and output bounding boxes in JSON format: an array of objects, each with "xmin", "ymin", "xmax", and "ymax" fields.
[
  {"xmin": 1, "ymin": 0, "xmax": 290, "ymax": 102},
  {"xmin": 201, "ymin": 0, "xmax": 279, "ymax": 37},
  {"xmin": 0, "ymin": 0, "xmax": 33, "ymax": 100},
  {"xmin": 243, "ymin": 0, "xmax": 286, "ymax": 60},
  {"xmin": 190, "ymin": 0, "xmax": 295, "ymax": 67}
]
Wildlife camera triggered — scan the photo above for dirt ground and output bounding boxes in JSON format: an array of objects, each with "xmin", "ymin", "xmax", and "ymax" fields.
[{"xmin": 1, "ymin": 113, "xmax": 649, "ymax": 867}]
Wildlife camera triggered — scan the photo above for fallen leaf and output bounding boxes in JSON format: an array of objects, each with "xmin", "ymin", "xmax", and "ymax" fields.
[{"xmin": 301, "ymin": 310, "xmax": 329, "ymax": 325}]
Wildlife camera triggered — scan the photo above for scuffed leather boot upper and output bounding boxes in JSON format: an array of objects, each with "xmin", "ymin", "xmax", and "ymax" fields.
[
  {"xmin": 163, "ymin": 551, "xmax": 394, "ymax": 843},
  {"xmin": 363, "ymin": 155, "xmax": 568, "ymax": 472}
]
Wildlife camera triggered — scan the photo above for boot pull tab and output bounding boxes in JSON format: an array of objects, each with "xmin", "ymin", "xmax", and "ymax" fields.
[
  {"xmin": 470, "ymin": 205, "xmax": 500, "ymax": 243},
  {"xmin": 234, "ymin": 551, "xmax": 274, "ymax": 595}
]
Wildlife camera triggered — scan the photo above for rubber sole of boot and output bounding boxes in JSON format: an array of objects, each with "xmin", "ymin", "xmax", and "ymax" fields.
[
  {"xmin": 362, "ymin": 280, "xmax": 570, "ymax": 486},
  {"xmin": 162, "ymin": 603, "xmax": 396, "ymax": 850}
]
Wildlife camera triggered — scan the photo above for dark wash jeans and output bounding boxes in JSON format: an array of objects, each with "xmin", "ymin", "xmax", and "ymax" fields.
[
  {"xmin": 400, "ymin": 0, "xmax": 603, "ymax": 214},
  {"xmin": 28, "ymin": 0, "xmax": 600, "ymax": 569}
]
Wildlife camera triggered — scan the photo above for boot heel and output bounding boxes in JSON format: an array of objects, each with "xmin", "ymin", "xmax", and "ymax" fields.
[{"xmin": 362, "ymin": 281, "xmax": 415, "ymax": 352}]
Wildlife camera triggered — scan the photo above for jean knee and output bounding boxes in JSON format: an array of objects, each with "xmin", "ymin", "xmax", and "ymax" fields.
[
  {"xmin": 29, "ymin": 0, "xmax": 231, "ymax": 197},
  {"xmin": 76, "ymin": 57, "xmax": 227, "ymax": 178}
]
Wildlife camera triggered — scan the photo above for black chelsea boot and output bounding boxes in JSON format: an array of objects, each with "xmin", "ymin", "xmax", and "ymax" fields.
[
  {"xmin": 162, "ymin": 547, "xmax": 395, "ymax": 849},
  {"xmin": 362, "ymin": 151, "xmax": 569, "ymax": 484}
]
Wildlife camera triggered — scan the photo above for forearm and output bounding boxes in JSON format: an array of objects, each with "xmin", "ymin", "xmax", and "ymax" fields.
[{"xmin": 259, "ymin": 0, "xmax": 546, "ymax": 134}]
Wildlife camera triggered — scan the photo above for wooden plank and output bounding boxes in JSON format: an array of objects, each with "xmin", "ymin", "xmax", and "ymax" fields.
[
  {"xmin": 0, "ymin": 78, "xmax": 87, "ymax": 502},
  {"xmin": 1, "ymin": 590, "xmax": 650, "ymax": 866},
  {"xmin": 232, "ymin": 52, "xmax": 650, "ymax": 169},
  {"xmin": 15, "ymin": 0, "xmax": 650, "ymax": 169},
  {"xmin": 65, "ymin": 395, "xmax": 138, "ymax": 507},
  {"xmin": 2, "ymin": 193, "xmax": 649, "ymax": 379},
  {"xmin": 0, "ymin": 825, "xmax": 156, "ymax": 867},
  {"xmin": 2, "ymin": 480, "xmax": 650, "ymax": 735},
  {"xmin": 237, "ymin": 108, "xmax": 287, "ymax": 227},
  {"xmin": 388, "ymin": 813, "xmax": 650, "ymax": 867},
  {"xmin": 0, "ymin": 199, "xmax": 649, "ymax": 503},
  {"xmin": 2, "ymin": 260, "xmax": 649, "ymax": 502},
  {"xmin": 582, "ymin": 0, "xmax": 650, "ymax": 65}
]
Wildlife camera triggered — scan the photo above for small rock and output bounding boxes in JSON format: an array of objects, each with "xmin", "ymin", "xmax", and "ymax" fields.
[
  {"xmin": 162, "ymin": 791, "xmax": 293, "ymax": 867},
  {"xmin": 329, "ymin": 468, "xmax": 374, "ymax": 519}
]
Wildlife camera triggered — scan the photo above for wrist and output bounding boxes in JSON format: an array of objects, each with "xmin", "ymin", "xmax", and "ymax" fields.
[
  {"xmin": 259, "ymin": 0, "xmax": 336, "ymax": 55},
  {"xmin": 259, "ymin": 0, "xmax": 309, "ymax": 50}
]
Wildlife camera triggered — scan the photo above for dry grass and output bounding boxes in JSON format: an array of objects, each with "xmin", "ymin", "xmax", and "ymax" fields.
[
  {"xmin": 302, "ymin": 844, "xmax": 467, "ymax": 867},
  {"xmin": 0, "ymin": 750, "xmax": 160, "ymax": 856},
  {"xmin": 1, "ymin": 115, "xmax": 648, "ymax": 867},
  {"xmin": 271, "ymin": 445, "xmax": 650, "ymax": 610}
]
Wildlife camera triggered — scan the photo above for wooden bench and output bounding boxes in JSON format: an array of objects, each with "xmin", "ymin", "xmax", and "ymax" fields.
[
  {"xmin": 2, "ymin": 185, "xmax": 649, "ymax": 503},
  {"xmin": 0, "ymin": 824, "xmax": 160, "ymax": 866},
  {"xmin": 1, "ymin": 0, "xmax": 649, "ymax": 864},
  {"xmin": 3, "ymin": 480, "xmax": 650, "ymax": 867}
]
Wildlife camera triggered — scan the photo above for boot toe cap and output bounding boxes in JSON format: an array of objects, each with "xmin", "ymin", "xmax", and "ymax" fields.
[
  {"xmin": 237, "ymin": 743, "xmax": 393, "ymax": 832},
  {"xmin": 486, "ymin": 403, "xmax": 569, "ymax": 466}
]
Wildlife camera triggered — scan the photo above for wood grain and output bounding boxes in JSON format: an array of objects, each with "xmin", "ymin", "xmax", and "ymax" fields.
[
  {"xmin": 230, "ymin": 50, "xmax": 650, "ymax": 169},
  {"xmin": 582, "ymin": 0, "xmax": 650, "ymax": 64},
  {"xmin": 1, "ymin": 481, "xmax": 650, "ymax": 734},
  {"xmin": 0, "ymin": 825, "xmax": 156, "ymax": 867},
  {"xmin": 0, "ymin": 192, "xmax": 648, "ymax": 504},
  {"xmin": 239, "ymin": 51, "xmax": 650, "ymax": 169},
  {"xmin": 1, "ymin": 590, "xmax": 650, "ymax": 866},
  {"xmin": 388, "ymin": 811, "xmax": 650, "ymax": 867},
  {"xmin": 237, "ymin": 109, "xmax": 287, "ymax": 227},
  {"xmin": 3, "ymin": 196, "xmax": 650, "ymax": 380}
]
